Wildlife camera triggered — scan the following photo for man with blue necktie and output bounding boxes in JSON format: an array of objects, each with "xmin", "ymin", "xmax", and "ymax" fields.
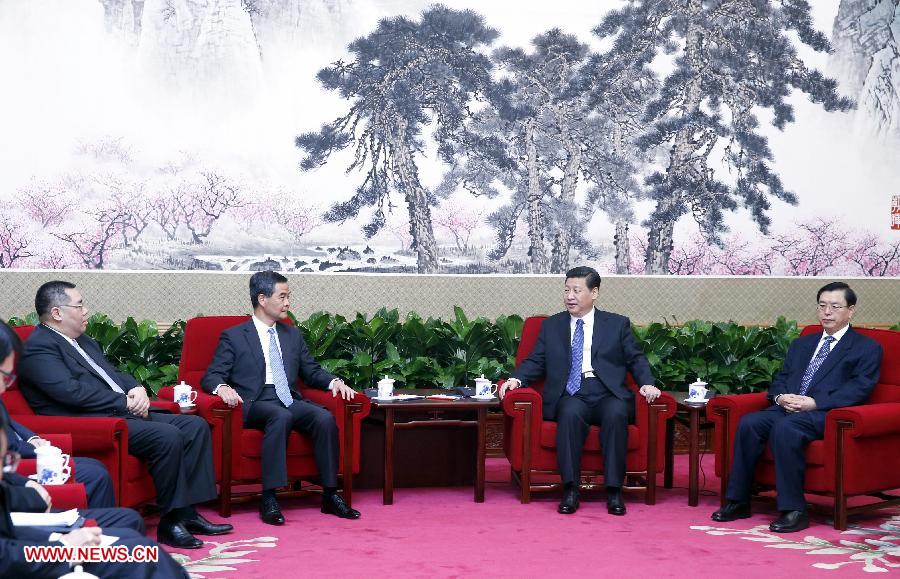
[
  {"xmin": 500, "ymin": 266, "xmax": 661, "ymax": 516},
  {"xmin": 712, "ymin": 282, "xmax": 883, "ymax": 532},
  {"xmin": 202, "ymin": 270, "xmax": 360, "ymax": 525}
]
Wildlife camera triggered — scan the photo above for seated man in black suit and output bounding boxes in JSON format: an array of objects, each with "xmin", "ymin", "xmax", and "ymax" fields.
[
  {"xmin": 500, "ymin": 266, "xmax": 662, "ymax": 516},
  {"xmin": 202, "ymin": 270, "xmax": 360, "ymax": 525},
  {"xmin": 712, "ymin": 282, "xmax": 883, "ymax": 532},
  {"xmin": 0, "ymin": 321, "xmax": 141, "ymax": 531},
  {"xmin": 17, "ymin": 281, "xmax": 233, "ymax": 549},
  {"xmin": 0, "ymin": 410, "xmax": 189, "ymax": 578},
  {"xmin": 0, "ymin": 322, "xmax": 116, "ymax": 508}
]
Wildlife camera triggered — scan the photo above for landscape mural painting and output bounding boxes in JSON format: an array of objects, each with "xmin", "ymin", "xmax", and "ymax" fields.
[{"xmin": 0, "ymin": 0, "xmax": 898, "ymax": 276}]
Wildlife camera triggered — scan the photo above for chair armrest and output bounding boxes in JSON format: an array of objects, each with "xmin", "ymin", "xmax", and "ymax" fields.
[
  {"xmin": 10, "ymin": 415, "xmax": 128, "ymax": 455},
  {"xmin": 149, "ymin": 400, "xmax": 180, "ymax": 413},
  {"xmin": 827, "ymin": 403, "xmax": 900, "ymax": 438},
  {"xmin": 46, "ymin": 483, "xmax": 89, "ymax": 510},
  {"xmin": 706, "ymin": 392, "xmax": 770, "ymax": 424},
  {"xmin": 499, "ymin": 387, "xmax": 543, "ymax": 465},
  {"xmin": 159, "ymin": 386, "xmax": 237, "ymax": 424}
]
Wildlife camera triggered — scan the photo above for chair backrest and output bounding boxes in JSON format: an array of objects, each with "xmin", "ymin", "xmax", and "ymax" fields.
[
  {"xmin": 515, "ymin": 316, "xmax": 547, "ymax": 393},
  {"xmin": 179, "ymin": 316, "xmax": 251, "ymax": 386},
  {"xmin": 4, "ymin": 325, "xmax": 37, "ymax": 413},
  {"xmin": 800, "ymin": 325, "xmax": 900, "ymax": 403}
]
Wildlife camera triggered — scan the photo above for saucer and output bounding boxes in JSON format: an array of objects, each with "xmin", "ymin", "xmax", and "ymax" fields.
[
  {"xmin": 470, "ymin": 395, "xmax": 496, "ymax": 400},
  {"xmin": 684, "ymin": 397, "xmax": 708, "ymax": 404},
  {"xmin": 178, "ymin": 403, "xmax": 196, "ymax": 408}
]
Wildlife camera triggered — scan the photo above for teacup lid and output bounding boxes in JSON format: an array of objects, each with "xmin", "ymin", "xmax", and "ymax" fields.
[
  {"xmin": 58, "ymin": 566, "xmax": 99, "ymax": 579},
  {"xmin": 690, "ymin": 380, "xmax": 708, "ymax": 387}
]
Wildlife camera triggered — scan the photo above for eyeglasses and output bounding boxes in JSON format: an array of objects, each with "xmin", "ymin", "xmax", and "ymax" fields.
[
  {"xmin": 0, "ymin": 368, "xmax": 14, "ymax": 388},
  {"xmin": 2, "ymin": 450, "xmax": 21, "ymax": 474},
  {"xmin": 58, "ymin": 303, "xmax": 86, "ymax": 310},
  {"xmin": 817, "ymin": 303, "xmax": 849, "ymax": 312}
]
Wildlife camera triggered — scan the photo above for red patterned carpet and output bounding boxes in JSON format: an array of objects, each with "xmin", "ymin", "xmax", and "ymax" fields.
[{"xmin": 146, "ymin": 455, "xmax": 900, "ymax": 577}]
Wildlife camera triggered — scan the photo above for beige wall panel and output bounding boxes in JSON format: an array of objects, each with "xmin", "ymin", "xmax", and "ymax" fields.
[{"xmin": 0, "ymin": 272, "xmax": 897, "ymax": 326}]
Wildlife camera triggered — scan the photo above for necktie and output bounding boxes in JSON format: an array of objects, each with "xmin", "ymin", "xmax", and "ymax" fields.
[
  {"xmin": 70, "ymin": 339, "xmax": 125, "ymax": 394},
  {"xmin": 268, "ymin": 327, "xmax": 293, "ymax": 407},
  {"xmin": 798, "ymin": 336, "xmax": 836, "ymax": 396},
  {"xmin": 565, "ymin": 319, "xmax": 585, "ymax": 396}
]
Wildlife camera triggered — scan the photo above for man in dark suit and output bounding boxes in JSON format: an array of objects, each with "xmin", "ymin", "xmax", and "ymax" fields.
[
  {"xmin": 500, "ymin": 266, "xmax": 661, "ymax": 516},
  {"xmin": 712, "ymin": 282, "xmax": 883, "ymax": 532},
  {"xmin": 202, "ymin": 270, "xmax": 360, "ymax": 525},
  {"xmin": 17, "ymin": 281, "xmax": 233, "ymax": 549}
]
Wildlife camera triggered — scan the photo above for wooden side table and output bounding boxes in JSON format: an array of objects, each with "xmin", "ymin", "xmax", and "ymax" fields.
[
  {"xmin": 663, "ymin": 391, "xmax": 713, "ymax": 506},
  {"xmin": 370, "ymin": 390, "xmax": 499, "ymax": 505}
]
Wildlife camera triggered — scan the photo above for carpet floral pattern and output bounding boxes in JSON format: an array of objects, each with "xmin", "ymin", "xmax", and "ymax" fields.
[
  {"xmin": 168, "ymin": 537, "xmax": 278, "ymax": 577},
  {"xmin": 692, "ymin": 508, "xmax": 900, "ymax": 573}
]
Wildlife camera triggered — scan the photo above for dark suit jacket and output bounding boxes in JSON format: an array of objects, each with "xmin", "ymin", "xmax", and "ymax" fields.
[
  {"xmin": 766, "ymin": 327, "xmax": 883, "ymax": 412},
  {"xmin": 201, "ymin": 320, "xmax": 336, "ymax": 421},
  {"xmin": 511, "ymin": 309, "xmax": 655, "ymax": 420},
  {"xmin": 18, "ymin": 325, "xmax": 137, "ymax": 417},
  {"xmin": 1, "ymin": 401, "xmax": 37, "ymax": 459}
]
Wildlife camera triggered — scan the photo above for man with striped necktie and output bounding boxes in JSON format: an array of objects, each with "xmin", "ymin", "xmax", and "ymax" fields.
[
  {"xmin": 202, "ymin": 271, "xmax": 360, "ymax": 525},
  {"xmin": 712, "ymin": 282, "xmax": 883, "ymax": 532}
]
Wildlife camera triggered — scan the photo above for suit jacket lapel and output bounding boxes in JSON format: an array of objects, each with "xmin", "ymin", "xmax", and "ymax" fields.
[
  {"xmin": 275, "ymin": 323, "xmax": 296, "ymax": 381},
  {"xmin": 591, "ymin": 309, "xmax": 604, "ymax": 363},
  {"xmin": 559, "ymin": 314, "xmax": 571, "ymax": 362},
  {"xmin": 242, "ymin": 322, "xmax": 266, "ymax": 376},
  {"xmin": 807, "ymin": 329, "xmax": 854, "ymax": 390},
  {"xmin": 43, "ymin": 328, "xmax": 109, "ymax": 384}
]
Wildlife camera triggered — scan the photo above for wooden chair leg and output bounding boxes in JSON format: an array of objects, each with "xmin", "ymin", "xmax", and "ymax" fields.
[{"xmin": 521, "ymin": 468, "xmax": 531, "ymax": 504}]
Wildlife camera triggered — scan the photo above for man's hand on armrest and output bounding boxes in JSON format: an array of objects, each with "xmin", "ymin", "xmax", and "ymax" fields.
[
  {"xmin": 500, "ymin": 378, "xmax": 521, "ymax": 399},
  {"xmin": 213, "ymin": 384, "xmax": 243, "ymax": 408}
]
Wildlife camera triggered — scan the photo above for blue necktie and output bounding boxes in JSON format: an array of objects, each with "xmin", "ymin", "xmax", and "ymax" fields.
[
  {"xmin": 798, "ymin": 336, "xmax": 836, "ymax": 396},
  {"xmin": 268, "ymin": 327, "xmax": 293, "ymax": 407},
  {"xmin": 566, "ymin": 319, "xmax": 584, "ymax": 396}
]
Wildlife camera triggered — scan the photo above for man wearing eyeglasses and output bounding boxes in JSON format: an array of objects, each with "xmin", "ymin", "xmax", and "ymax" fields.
[
  {"xmin": 17, "ymin": 281, "xmax": 233, "ymax": 549},
  {"xmin": 712, "ymin": 282, "xmax": 883, "ymax": 533}
]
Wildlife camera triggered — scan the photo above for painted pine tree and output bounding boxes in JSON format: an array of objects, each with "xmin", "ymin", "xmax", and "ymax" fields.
[
  {"xmin": 595, "ymin": 0, "xmax": 853, "ymax": 274},
  {"xmin": 295, "ymin": 5, "xmax": 498, "ymax": 273}
]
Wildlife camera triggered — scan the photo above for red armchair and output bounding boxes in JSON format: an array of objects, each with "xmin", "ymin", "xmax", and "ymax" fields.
[
  {"xmin": 707, "ymin": 325, "xmax": 900, "ymax": 529},
  {"xmin": 500, "ymin": 316, "xmax": 676, "ymax": 504},
  {"xmin": 7, "ymin": 325, "xmax": 178, "ymax": 510},
  {"xmin": 12, "ymin": 433, "xmax": 88, "ymax": 510},
  {"xmin": 159, "ymin": 316, "xmax": 371, "ymax": 517}
]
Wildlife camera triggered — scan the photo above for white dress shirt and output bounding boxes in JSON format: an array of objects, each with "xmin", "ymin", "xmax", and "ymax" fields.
[
  {"xmin": 570, "ymin": 310, "xmax": 595, "ymax": 374},
  {"xmin": 252, "ymin": 315, "xmax": 281, "ymax": 385}
]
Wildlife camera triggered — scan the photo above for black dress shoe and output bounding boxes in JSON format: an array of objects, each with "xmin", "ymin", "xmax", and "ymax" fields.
[
  {"xmin": 157, "ymin": 521, "xmax": 203, "ymax": 549},
  {"xmin": 183, "ymin": 513, "xmax": 234, "ymax": 536},
  {"xmin": 711, "ymin": 501, "xmax": 752, "ymax": 522},
  {"xmin": 260, "ymin": 496, "xmax": 285, "ymax": 525},
  {"xmin": 321, "ymin": 494, "xmax": 361, "ymax": 519},
  {"xmin": 606, "ymin": 488, "xmax": 626, "ymax": 516},
  {"xmin": 558, "ymin": 488, "xmax": 580, "ymax": 514},
  {"xmin": 769, "ymin": 510, "xmax": 809, "ymax": 533}
]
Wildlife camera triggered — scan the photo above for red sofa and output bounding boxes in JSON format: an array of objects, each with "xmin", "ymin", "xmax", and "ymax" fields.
[
  {"xmin": 158, "ymin": 316, "xmax": 371, "ymax": 517},
  {"xmin": 707, "ymin": 325, "xmax": 900, "ymax": 529},
  {"xmin": 499, "ymin": 316, "xmax": 676, "ymax": 503},
  {"xmin": 7, "ymin": 325, "xmax": 178, "ymax": 510}
]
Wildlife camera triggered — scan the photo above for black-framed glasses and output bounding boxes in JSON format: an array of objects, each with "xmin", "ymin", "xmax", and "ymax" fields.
[
  {"xmin": 2, "ymin": 450, "xmax": 21, "ymax": 474},
  {"xmin": 817, "ymin": 303, "xmax": 849, "ymax": 312},
  {"xmin": 0, "ymin": 368, "xmax": 14, "ymax": 388}
]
